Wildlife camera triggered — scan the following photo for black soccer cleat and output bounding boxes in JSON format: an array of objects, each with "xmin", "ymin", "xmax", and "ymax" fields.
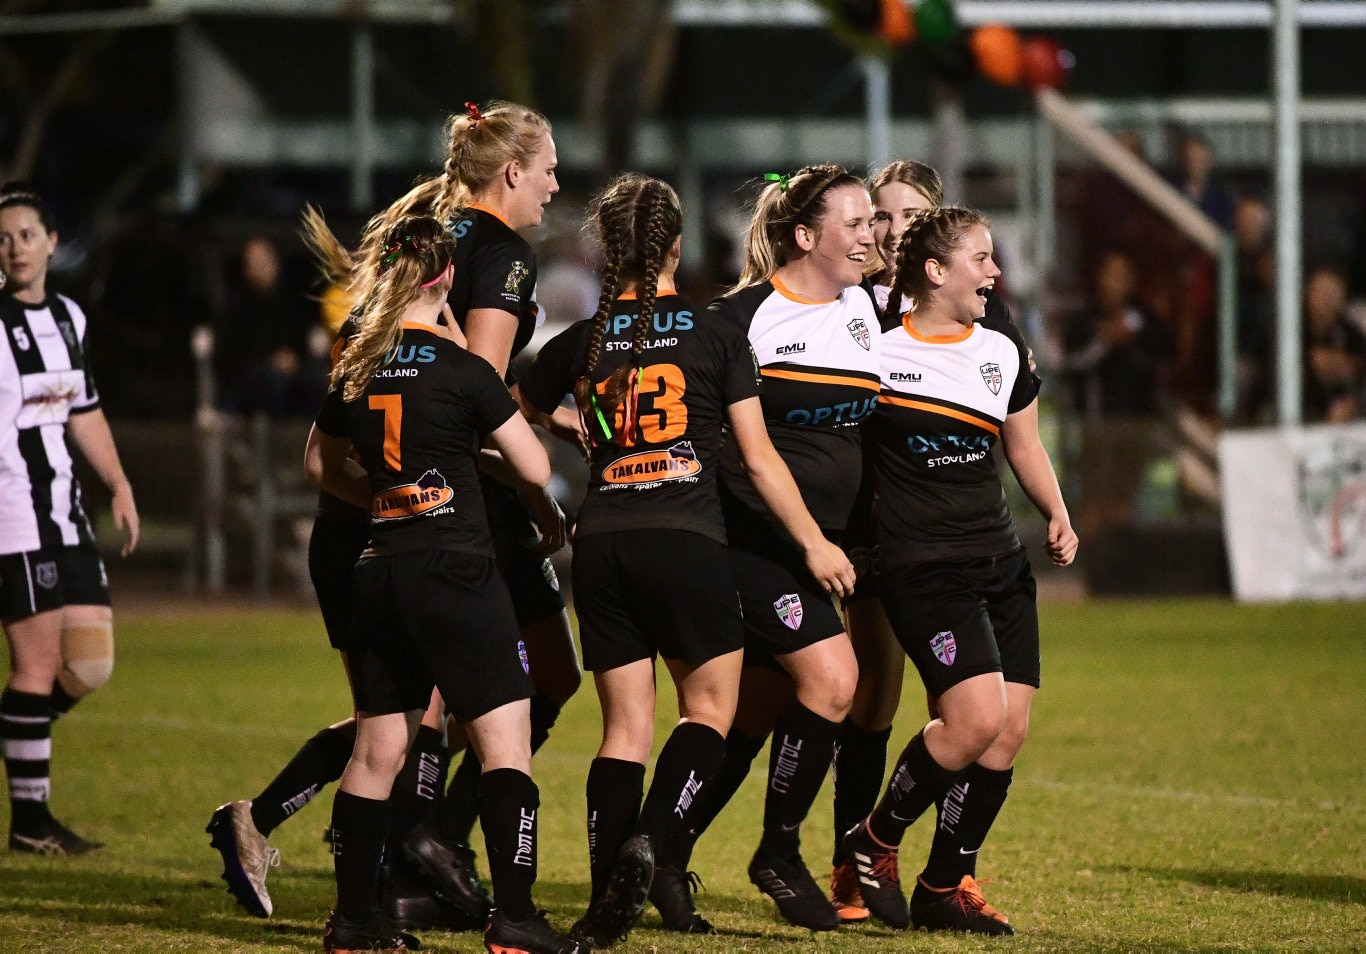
[
  {"xmin": 402, "ymin": 825, "xmax": 494, "ymax": 921},
  {"xmin": 838, "ymin": 821, "xmax": 909, "ymax": 929},
  {"xmin": 570, "ymin": 833, "xmax": 655, "ymax": 949},
  {"xmin": 10, "ymin": 815, "xmax": 103, "ymax": 857},
  {"xmin": 910, "ymin": 873, "xmax": 1016, "ymax": 936},
  {"xmin": 747, "ymin": 844, "xmax": 840, "ymax": 931},
  {"xmin": 323, "ymin": 909, "xmax": 422, "ymax": 952},
  {"xmin": 484, "ymin": 908, "xmax": 581, "ymax": 954},
  {"xmin": 381, "ymin": 867, "xmax": 485, "ymax": 932},
  {"xmin": 648, "ymin": 863, "xmax": 716, "ymax": 934}
]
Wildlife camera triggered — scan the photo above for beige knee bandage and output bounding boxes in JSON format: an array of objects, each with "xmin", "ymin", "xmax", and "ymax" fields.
[{"xmin": 57, "ymin": 619, "xmax": 115, "ymax": 699}]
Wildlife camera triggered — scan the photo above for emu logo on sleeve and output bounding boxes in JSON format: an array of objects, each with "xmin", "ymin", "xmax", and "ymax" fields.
[
  {"xmin": 930, "ymin": 630, "xmax": 957, "ymax": 666},
  {"xmin": 774, "ymin": 593, "xmax": 803, "ymax": 630},
  {"xmin": 504, "ymin": 261, "xmax": 530, "ymax": 295},
  {"xmin": 980, "ymin": 362, "xmax": 1002, "ymax": 395},
  {"xmin": 35, "ymin": 561, "xmax": 59, "ymax": 590},
  {"xmin": 371, "ymin": 469, "xmax": 454, "ymax": 520},
  {"xmin": 847, "ymin": 316, "xmax": 870, "ymax": 351}
]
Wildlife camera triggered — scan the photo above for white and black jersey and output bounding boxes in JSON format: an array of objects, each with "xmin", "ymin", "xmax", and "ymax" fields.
[
  {"xmin": 0, "ymin": 294, "xmax": 100, "ymax": 555},
  {"xmin": 870, "ymin": 309, "xmax": 1039, "ymax": 570},
  {"xmin": 713, "ymin": 277, "xmax": 881, "ymax": 532}
]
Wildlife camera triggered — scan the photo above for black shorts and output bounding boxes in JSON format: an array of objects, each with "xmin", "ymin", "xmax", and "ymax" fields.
[
  {"xmin": 724, "ymin": 503, "xmax": 846, "ymax": 659},
  {"xmin": 842, "ymin": 541, "xmax": 884, "ymax": 605},
  {"xmin": 0, "ymin": 544, "xmax": 110, "ymax": 621},
  {"xmin": 484, "ymin": 479, "xmax": 566, "ymax": 628},
  {"xmin": 572, "ymin": 530, "xmax": 744, "ymax": 672},
  {"xmin": 308, "ymin": 514, "xmax": 371, "ymax": 651},
  {"xmin": 348, "ymin": 550, "xmax": 533, "ymax": 722},
  {"xmin": 880, "ymin": 548, "xmax": 1040, "ymax": 698}
]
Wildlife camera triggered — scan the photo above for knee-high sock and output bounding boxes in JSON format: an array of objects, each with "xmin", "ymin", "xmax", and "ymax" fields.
[
  {"xmin": 667, "ymin": 726, "xmax": 767, "ymax": 868},
  {"xmin": 479, "ymin": 767, "xmax": 540, "ymax": 921},
  {"xmin": 760, "ymin": 699, "xmax": 842, "ymax": 856},
  {"xmin": 585, "ymin": 757, "xmax": 646, "ymax": 902},
  {"xmin": 251, "ymin": 721, "xmax": 356, "ymax": 837},
  {"xmin": 866, "ymin": 730, "xmax": 961, "ymax": 846},
  {"xmin": 921, "ymin": 763, "xmax": 1013, "ymax": 887},
  {"xmin": 1, "ymin": 688, "xmax": 53, "ymax": 831},
  {"xmin": 331, "ymin": 790, "xmax": 390, "ymax": 919},
  {"xmin": 439, "ymin": 692, "xmax": 560, "ymax": 845},
  {"xmin": 637, "ymin": 723, "xmax": 727, "ymax": 862},
  {"xmin": 832, "ymin": 722, "xmax": 892, "ymax": 862},
  {"xmin": 388, "ymin": 724, "xmax": 448, "ymax": 857}
]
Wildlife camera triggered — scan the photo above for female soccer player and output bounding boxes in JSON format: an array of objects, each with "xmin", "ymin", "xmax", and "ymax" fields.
[
  {"xmin": 0, "ymin": 182, "xmax": 138, "ymax": 856},
  {"xmin": 310, "ymin": 214, "xmax": 578, "ymax": 954},
  {"xmin": 515, "ymin": 172, "xmax": 853, "ymax": 949},
  {"xmin": 838, "ymin": 206, "xmax": 1077, "ymax": 936}
]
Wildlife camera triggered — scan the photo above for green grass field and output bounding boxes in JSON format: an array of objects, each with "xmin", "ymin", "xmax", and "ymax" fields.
[{"xmin": 1, "ymin": 596, "xmax": 1363, "ymax": 953}]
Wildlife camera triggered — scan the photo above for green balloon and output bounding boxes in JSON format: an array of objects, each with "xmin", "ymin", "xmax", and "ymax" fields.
[{"xmin": 915, "ymin": 0, "xmax": 958, "ymax": 47}]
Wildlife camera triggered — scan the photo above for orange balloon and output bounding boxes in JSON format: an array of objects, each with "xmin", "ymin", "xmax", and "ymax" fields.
[
  {"xmin": 970, "ymin": 23, "xmax": 1023, "ymax": 87},
  {"xmin": 878, "ymin": 0, "xmax": 916, "ymax": 46}
]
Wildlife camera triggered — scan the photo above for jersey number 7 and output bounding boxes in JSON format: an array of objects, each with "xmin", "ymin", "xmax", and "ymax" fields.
[{"xmin": 368, "ymin": 394, "xmax": 403, "ymax": 470}]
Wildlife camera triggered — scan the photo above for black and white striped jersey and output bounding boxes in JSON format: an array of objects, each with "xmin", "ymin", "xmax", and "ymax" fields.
[
  {"xmin": 870, "ymin": 309, "xmax": 1039, "ymax": 570},
  {"xmin": 0, "ymin": 294, "xmax": 100, "ymax": 555},
  {"xmin": 713, "ymin": 277, "xmax": 882, "ymax": 532}
]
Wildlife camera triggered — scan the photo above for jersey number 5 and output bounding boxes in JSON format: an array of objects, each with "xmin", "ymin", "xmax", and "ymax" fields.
[{"xmin": 368, "ymin": 394, "xmax": 403, "ymax": 470}]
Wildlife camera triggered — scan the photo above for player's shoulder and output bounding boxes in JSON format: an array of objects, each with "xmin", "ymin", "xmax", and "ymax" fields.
[{"xmin": 709, "ymin": 281, "xmax": 773, "ymax": 329}]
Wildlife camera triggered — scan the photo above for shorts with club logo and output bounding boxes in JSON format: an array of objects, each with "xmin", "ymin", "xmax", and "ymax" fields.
[
  {"xmin": 879, "ymin": 547, "xmax": 1040, "ymax": 698},
  {"xmin": 571, "ymin": 529, "xmax": 744, "ymax": 672},
  {"xmin": 348, "ymin": 549, "xmax": 533, "ymax": 722},
  {"xmin": 0, "ymin": 544, "xmax": 110, "ymax": 621}
]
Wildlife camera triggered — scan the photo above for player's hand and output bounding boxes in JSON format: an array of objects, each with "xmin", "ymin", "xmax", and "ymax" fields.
[
  {"xmin": 1046, "ymin": 515, "xmax": 1078, "ymax": 567},
  {"xmin": 434, "ymin": 302, "xmax": 467, "ymax": 347},
  {"xmin": 804, "ymin": 539, "xmax": 856, "ymax": 599},
  {"xmin": 112, "ymin": 482, "xmax": 140, "ymax": 557},
  {"xmin": 526, "ymin": 487, "xmax": 568, "ymax": 555},
  {"xmin": 546, "ymin": 404, "xmax": 589, "ymax": 462}
]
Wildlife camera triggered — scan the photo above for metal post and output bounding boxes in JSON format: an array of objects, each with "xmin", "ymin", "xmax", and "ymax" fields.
[
  {"xmin": 350, "ymin": 21, "xmax": 375, "ymax": 212},
  {"xmin": 677, "ymin": 122, "xmax": 705, "ymax": 275},
  {"xmin": 1034, "ymin": 108, "xmax": 1056, "ymax": 283},
  {"xmin": 932, "ymin": 81, "xmax": 967, "ymax": 204},
  {"xmin": 1217, "ymin": 234, "xmax": 1240, "ymax": 421},
  {"xmin": 862, "ymin": 54, "xmax": 892, "ymax": 171},
  {"xmin": 175, "ymin": 21, "xmax": 200, "ymax": 213},
  {"xmin": 252, "ymin": 413, "xmax": 273, "ymax": 604},
  {"xmin": 1273, "ymin": 0, "xmax": 1303, "ymax": 426}
]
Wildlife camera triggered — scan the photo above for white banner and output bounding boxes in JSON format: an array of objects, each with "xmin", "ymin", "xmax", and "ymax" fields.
[{"xmin": 1220, "ymin": 422, "xmax": 1366, "ymax": 601}]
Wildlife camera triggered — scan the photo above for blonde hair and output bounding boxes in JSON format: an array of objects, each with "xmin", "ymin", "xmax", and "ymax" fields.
[
  {"xmin": 732, "ymin": 163, "xmax": 866, "ymax": 292},
  {"xmin": 868, "ymin": 159, "xmax": 944, "ymax": 207},
  {"xmin": 304, "ymin": 213, "xmax": 455, "ymax": 402},
  {"xmin": 889, "ymin": 206, "xmax": 991, "ymax": 309}
]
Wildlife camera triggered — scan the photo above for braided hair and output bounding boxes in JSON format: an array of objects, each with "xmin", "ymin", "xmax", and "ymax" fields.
[
  {"xmin": 888, "ymin": 206, "xmax": 991, "ymax": 317},
  {"xmin": 732, "ymin": 163, "xmax": 866, "ymax": 293},
  {"xmin": 573, "ymin": 173, "xmax": 683, "ymax": 446},
  {"xmin": 314, "ymin": 215, "xmax": 455, "ymax": 402}
]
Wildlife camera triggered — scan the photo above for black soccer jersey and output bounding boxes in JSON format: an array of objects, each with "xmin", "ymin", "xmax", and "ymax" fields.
[
  {"xmin": 445, "ymin": 205, "xmax": 541, "ymax": 373},
  {"xmin": 870, "ymin": 309, "xmax": 1040, "ymax": 570},
  {"xmin": 518, "ymin": 292, "xmax": 761, "ymax": 545},
  {"xmin": 315, "ymin": 324, "xmax": 519, "ymax": 557},
  {"xmin": 712, "ymin": 278, "xmax": 882, "ymax": 532},
  {"xmin": 0, "ymin": 294, "xmax": 100, "ymax": 554}
]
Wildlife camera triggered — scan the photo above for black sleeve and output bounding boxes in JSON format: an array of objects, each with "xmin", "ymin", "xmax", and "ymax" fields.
[
  {"xmin": 463, "ymin": 358, "xmax": 521, "ymax": 438},
  {"xmin": 469, "ymin": 235, "xmax": 537, "ymax": 316},
  {"xmin": 314, "ymin": 383, "xmax": 350, "ymax": 437},
  {"xmin": 519, "ymin": 322, "xmax": 590, "ymax": 414},
  {"xmin": 1003, "ymin": 320, "xmax": 1042, "ymax": 414},
  {"xmin": 719, "ymin": 323, "xmax": 764, "ymax": 406}
]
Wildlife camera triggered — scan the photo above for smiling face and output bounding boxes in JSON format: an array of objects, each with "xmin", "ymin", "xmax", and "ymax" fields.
[
  {"xmin": 509, "ymin": 132, "xmax": 559, "ymax": 229},
  {"xmin": 0, "ymin": 204, "xmax": 57, "ymax": 304},
  {"xmin": 799, "ymin": 183, "xmax": 875, "ymax": 293},
  {"xmin": 872, "ymin": 180, "xmax": 935, "ymax": 271},
  {"xmin": 927, "ymin": 223, "xmax": 1000, "ymax": 326}
]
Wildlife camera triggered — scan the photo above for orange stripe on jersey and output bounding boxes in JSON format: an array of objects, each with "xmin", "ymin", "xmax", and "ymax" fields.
[
  {"xmin": 616, "ymin": 289, "xmax": 679, "ymax": 301},
  {"xmin": 902, "ymin": 314, "xmax": 974, "ymax": 343},
  {"xmin": 878, "ymin": 394, "xmax": 1000, "ymax": 435},
  {"xmin": 762, "ymin": 367, "xmax": 882, "ymax": 391},
  {"xmin": 771, "ymin": 275, "xmax": 837, "ymax": 305},
  {"xmin": 467, "ymin": 202, "xmax": 511, "ymax": 228}
]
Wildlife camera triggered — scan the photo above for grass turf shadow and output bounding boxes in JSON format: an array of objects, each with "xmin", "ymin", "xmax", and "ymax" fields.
[{"xmin": 1115, "ymin": 866, "xmax": 1366, "ymax": 905}]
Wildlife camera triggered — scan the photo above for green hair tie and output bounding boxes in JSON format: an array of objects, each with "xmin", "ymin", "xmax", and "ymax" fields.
[{"xmin": 764, "ymin": 172, "xmax": 791, "ymax": 192}]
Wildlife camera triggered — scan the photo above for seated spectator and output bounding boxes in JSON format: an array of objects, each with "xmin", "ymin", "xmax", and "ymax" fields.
[{"xmin": 1303, "ymin": 263, "xmax": 1364, "ymax": 423}]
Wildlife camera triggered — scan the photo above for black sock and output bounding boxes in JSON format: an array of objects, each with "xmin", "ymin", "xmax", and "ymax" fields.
[
  {"xmin": 252, "ymin": 721, "xmax": 356, "ymax": 836},
  {"xmin": 867, "ymin": 730, "xmax": 961, "ymax": 846},
  {"xmin": 760, "ymin": 700, "xmax": 841, "ymax": 857},
  {"xmin": 439, "ymin": 693, "xmax": 562, "ymax": 847},
  {"xmin": 637, "ymin": 722, "xmax": 727, "ymax": 858},
  {"xmin": 330, "ymin": 790, "xmax": 390, "ymax": 920},
  {"xmin": 479, "ymin": 767, "xmax": 539, "ymax": 921},
  {"xmin": 585, "ymin": 757, "xmax": 646, "ymax": 902},
  {"xmin": 832, "ymin": 722, "xmax": 893, "ymax": 862},
  {"xmin": 921, "ymin": 763, "xmax": 1013, "ymax": 887},
  {"xmin": 1, "ymin": 688, "xmax": 53, "ymax": 832},
  {"xmin": 677, "ymin": 726, "xmax": 768, "ymax": 862},
  {"xmin": 388, "ymin": 724, "xmax": 448, "ymax": 855},
  {"xmin": 48, "ymin": 682, "xmax": 78, "ymax": 719}
]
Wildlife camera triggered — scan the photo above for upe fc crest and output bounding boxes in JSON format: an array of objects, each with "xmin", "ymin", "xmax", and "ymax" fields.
[
  {"xmin": 774, "ymin": 593, "xmax": 803, "ymax": 631},
  {"xmin": 930, "ymin": 630, "xmax": 957, "ymax": 666},
  {"xmin": 847, "ymin": 317, "xmax": 870, "ymax": 351},
  {"xmin": 980, "ymin": 362, "xmax": 1002, "ymax": 395},
  {"xmin": 1295, "ymin": 437, "xmax": 1366, "ymax": 561}
]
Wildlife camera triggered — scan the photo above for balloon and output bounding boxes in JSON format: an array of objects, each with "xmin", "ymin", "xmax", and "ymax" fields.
[
  {"xmin": 1021, "ymin": 35, "xmax": 1075, "ymax": 90},
  {"xmin": 970, "ymin": 23, "xmax": 1023, "ymax": 87},
  {"xmin": 914, "ymin": 0, "xmax": 958, "ymax": 48},
  {"xmin": 878, "ymin": 0, "xmax": 916, "ymax": 46}
]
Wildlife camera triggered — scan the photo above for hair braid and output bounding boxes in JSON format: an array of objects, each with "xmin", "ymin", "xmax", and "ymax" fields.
[
  {"xmin": 890, "ymin": 205, "xmax": 990, "ymax": 306},
  {"xmin": 572, "ymin": 232, "xmax": 627, "ymax": 435}
]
